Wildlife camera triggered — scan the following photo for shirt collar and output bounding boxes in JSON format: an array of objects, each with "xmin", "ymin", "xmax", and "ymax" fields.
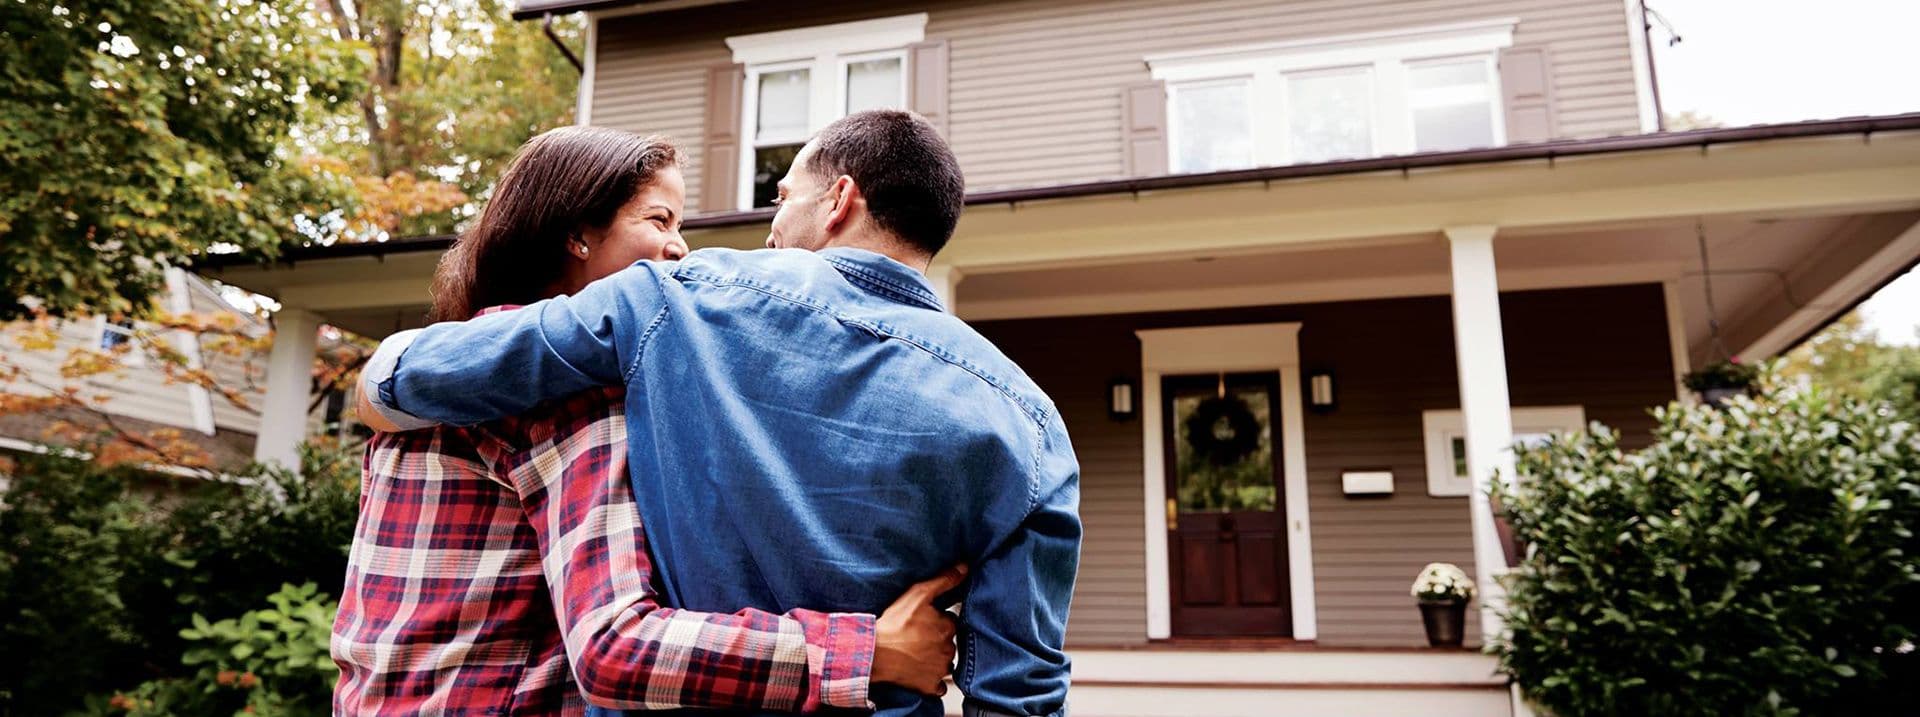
[{"xmin": 818, "ymin": 247, "xmax": 944, "ymax": 312}]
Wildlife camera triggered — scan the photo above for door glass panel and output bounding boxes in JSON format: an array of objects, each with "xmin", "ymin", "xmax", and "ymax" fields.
[
  {"xmin": 845, "ymin": 57, "xmax": 904, "ymax": 114},
  {"xmin": 1285, "ymin": 66, "xmax": 1373, "ymax": 163},
  {"xmin": 1171, "ymin": 378, "xmax": 1277, "ymax": 513}
]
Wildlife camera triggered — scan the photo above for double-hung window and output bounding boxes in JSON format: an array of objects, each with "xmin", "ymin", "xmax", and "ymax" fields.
[
  {"xmin": 1151, "ymin": 18, "xmax": 1516, "ymax": 174},
  {"xmin": 730, "ymin": 15, "xmax": 923, "ymax": 209}
]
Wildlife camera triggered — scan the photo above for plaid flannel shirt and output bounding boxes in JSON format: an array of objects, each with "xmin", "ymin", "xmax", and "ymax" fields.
[{"xmin": 332, "ymin": 310, "xmax": 877, "ymax": 716}]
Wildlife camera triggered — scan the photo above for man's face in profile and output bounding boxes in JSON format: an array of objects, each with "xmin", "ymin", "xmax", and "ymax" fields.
[{"xmin": 765, "ymin": 141, "xmax": 831, "ymax": 251}]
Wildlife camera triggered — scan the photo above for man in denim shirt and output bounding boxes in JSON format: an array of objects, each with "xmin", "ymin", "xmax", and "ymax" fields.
[{"xmin": 358, "ymin": 111, "xmax": 1079, "ymax": 717}]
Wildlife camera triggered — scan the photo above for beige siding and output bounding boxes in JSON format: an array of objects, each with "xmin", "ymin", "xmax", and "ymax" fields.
[
  {"xmin": 973, "ymin": 284, "xmax": 1677, "ymax": 646},
  {"xmin": 0, "ymin": 316, "xmax": 205, "ymax": 435},
  {"xmin": 592, "ymin": 0, "xmax": 1642, "ymax": 205},
  {"xmin": 185, "ymin": 284, "xmax": 269, "ymax": 433}
]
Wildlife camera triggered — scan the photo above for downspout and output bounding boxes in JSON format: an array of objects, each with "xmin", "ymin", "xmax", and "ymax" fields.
[
  {"xmin": 1640, "ymin": 2, "xmax": 1674, "ymax": 132},
  {"xmin": 543, "ymin": 12, "xmax": 584, "ymax": 74}
]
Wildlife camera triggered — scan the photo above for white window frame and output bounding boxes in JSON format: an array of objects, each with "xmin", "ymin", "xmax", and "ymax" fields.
[
  {"xmin": 1422, "ymin": 405, "xmax": 1586, "ymax": 497},
  {"xmin": 728, "ymin": 14, "xmax": 925, "ymax": 210},
  {"xmin": 1404, "ymin": 53, "xmax": 1508, "ymax": 153},
  {"xmin": 1148, "ymin": 17, "xmax": 1516, "ymax": 170}
]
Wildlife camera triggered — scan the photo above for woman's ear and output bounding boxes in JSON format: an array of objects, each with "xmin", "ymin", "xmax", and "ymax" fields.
[{"xmin": 569, "ymin": 233, "xmax": 591, "ymax": 259}]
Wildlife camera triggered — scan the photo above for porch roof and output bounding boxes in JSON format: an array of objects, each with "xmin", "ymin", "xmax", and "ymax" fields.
[
  {"xmin": 197, "ymin": 112, "xmax": 1920, "ymax": 272},
  {"xmin": 194, "ymin": 113, "xmax": 1920, "ymax": 353}
]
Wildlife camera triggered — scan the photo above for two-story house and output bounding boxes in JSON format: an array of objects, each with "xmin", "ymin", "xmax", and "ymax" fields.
[{"xmin": 200, "ymin": 1, "xmax": 1920, "ymax": 714}]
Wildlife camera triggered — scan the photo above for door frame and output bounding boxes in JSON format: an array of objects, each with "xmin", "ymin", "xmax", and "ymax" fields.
[{"xmin": 1137, "ymin": 323, "xmax": 1316, "ymax": 640}]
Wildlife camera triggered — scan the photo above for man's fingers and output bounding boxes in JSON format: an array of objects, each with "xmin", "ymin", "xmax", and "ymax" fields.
[{"xmin": 904, "ymin": 563, "xmax": 969, "ymax": 604}]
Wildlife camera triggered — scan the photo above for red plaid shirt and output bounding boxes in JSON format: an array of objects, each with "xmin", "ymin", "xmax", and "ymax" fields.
[{"xmin": 333, "ymin": 311, "xmax": 877, "ymax": 715}]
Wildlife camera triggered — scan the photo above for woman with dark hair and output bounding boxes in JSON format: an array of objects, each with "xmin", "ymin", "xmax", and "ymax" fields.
[{"xmin": 334, "ymin": 126, "xmax": 961, "ymax": 716}]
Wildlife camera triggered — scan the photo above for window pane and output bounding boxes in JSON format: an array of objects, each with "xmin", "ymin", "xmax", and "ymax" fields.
[
  {"xmin": 751, "ymin": 143, "xmax": 804, "ymax": 208},
  {"xmin": 1409, "ymin": 59, "xmax": 1496, "ymax": 152},
  {"xmin": 1171, "ymin": 81, "xmax": 1253, "ymax": 173},
  {"xmin": 845, "ymin": 57, "xmax": 903, "ymax": 114},
  {"xmin": 99, "ymin": 319, "xmax": 134, "ymax": 350},
  {"xmin": 756, "ymin": 69, "xmax": 810, "ymax": 142},
  {"xmin": 1171, "ymin": 383, "xmax": 1277, "ymax": 513},
  {"xmin": 1286, "ymin": 68, "xmax": 1373, "ymax": 163}
]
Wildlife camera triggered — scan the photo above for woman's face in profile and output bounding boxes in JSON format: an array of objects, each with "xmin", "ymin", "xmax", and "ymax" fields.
[{"xmin": 579, "ymin": 165, "xmax": 690, "ymax": 282}]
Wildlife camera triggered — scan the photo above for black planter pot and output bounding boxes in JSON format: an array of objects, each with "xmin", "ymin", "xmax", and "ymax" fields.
[{"xmin": 1419, "ymin": 600, "xmax": 1468, "ymax": 648}]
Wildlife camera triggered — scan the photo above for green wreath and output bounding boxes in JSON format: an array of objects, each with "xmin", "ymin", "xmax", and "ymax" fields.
[{"xmin": 1183, "ymin": 395, "xmax": 1262, "ymax": 466}]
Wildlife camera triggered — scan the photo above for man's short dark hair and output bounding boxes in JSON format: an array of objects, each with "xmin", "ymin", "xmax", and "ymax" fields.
[{"xmin": 807, "ymin": 110, "xmax": 965, "ymax": 256}]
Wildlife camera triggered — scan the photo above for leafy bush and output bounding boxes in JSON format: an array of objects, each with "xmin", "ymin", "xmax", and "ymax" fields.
[
  {"xmin": 0, "ymin": 441, "xmax": 359, "ymax": 716},
  {"xmin": 1495, "ymin": 388, "xmax": 1920, "ymax": 715},
  {"xmin": 69, "ymin": 582, "xmax": 339, "ymax": 717}
]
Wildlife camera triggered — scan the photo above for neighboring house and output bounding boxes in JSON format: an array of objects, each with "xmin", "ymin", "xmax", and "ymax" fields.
[
  {"xmin": 0, "ymin": 269, "xmax": 269, "ymax": 471},
  {"xmin": 199, "ymin": 1, "xmax": 1920, "ymax": 714}
]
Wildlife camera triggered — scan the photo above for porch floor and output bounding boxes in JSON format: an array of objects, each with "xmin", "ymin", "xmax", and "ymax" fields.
[{"xmin": 940, "ymin": 644, "xmax": 1512, "ymax": 717}]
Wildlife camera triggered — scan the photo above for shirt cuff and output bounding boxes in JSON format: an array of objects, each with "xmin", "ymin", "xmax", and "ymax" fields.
[
  {"xmin": 795, "ymin": 610, "xmax": 877, "ymax": 711},
  {"xmin": 360, "ymin": 329, "xmax": 437, "ymax": 432}
]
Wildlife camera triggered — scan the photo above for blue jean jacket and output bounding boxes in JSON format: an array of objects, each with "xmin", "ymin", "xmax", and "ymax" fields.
[{"xmin": 363, "ymin": 247, "xmax": 1080, "ymax": 717}]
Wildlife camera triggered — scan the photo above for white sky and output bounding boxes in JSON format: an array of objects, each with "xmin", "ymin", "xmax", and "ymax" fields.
[{"xmin": 1649, "ymin": 0, "xmax": 1920, "ymax": 345}]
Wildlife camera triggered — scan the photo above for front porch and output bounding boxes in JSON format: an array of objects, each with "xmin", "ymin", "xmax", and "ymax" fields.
[{"xmin": 197, "ymin": 117, "xmax": 1920, "ymax": 714}]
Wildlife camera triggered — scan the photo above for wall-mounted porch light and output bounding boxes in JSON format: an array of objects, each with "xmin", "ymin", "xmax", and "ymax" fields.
[
  {"xmin": 1308, "ymin": 369, "xmax": 1336, "ymax": 413},
  {"xmin": 1108, "ymin": 378, "xmax": 1137, "ymax": 421}
]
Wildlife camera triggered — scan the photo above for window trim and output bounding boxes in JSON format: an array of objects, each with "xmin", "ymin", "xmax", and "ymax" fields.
[
  {"xmin": 1421, "ymin": 405, "xmax": 1585, "ymax": 497},
  {"xmin": 729, "ymin": 15, "xmax": 925, "ymax": 210},
  {"xmin": 1149, "ymin": 18, "xmax": 1516, "ymax": 171},
  {"xmin": 94, "ymin": 316, "xmax": 146, "ymax": 367}
]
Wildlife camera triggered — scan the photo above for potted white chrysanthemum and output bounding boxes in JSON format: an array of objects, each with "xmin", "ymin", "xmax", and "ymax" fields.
[{"xmin": 1411, "ymin": 562, "xmax": 1475, "ymax": 648}]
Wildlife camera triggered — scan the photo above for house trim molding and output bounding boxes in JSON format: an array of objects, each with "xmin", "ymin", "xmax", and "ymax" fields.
[{"xmin": 1136, "ymin": 323, "xmax": 1317, "ymax": 641}]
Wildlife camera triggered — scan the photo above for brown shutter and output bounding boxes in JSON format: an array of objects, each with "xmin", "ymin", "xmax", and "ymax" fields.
[
  {"xmin": 701, "ymin": 63, "xmax": 745, "ymax": 212},
  {"xmin": 1499, "ymin": 48, "xmax": 1555, "ymax": 144},
  {"xmin": 907, "ymin": 40, "xmax": 950, "ymax": 137},
  {"xmin": 1122, "ymin": 80, "xmax": 1169, "ymax": 176}
]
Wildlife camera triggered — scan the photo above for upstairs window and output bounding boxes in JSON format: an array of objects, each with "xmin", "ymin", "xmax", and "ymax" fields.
[
  {"xmin": 1150, "ymin": 18, "xmax": 1516, "ymax": 173},
  {"xmin": 729, "ymin": 15, "xmax": 923, "ymax": 209}
]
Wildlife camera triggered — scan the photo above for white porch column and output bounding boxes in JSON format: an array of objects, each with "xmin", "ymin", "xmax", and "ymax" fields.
[
  {"xmin": 1444, "ymin": 226, "xmax": 1517, "ymax": 642},
  {"xmin": 253, "ymin": 307, "xmax": 321, "ymax": 472},
  {"xmin": 926, "ymin": 264, "xmax": 963, "ymax": 314}
]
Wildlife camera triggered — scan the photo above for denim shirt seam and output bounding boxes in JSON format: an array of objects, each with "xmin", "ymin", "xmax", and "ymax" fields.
[
  {"xmin": 622, "ymin": 305, "xmax": 672, "ymax": 385},
  {"xmin": 675, "ymin": 268, "xmax": 841, "ymax": 317},
  {"xmin": 823, "ymin": 258, "xmax": 943, "ymax": 311}
]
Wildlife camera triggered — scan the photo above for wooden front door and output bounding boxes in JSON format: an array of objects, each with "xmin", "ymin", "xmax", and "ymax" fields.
[{"xmin": 1163, "ymin": 372, "xmax": 1291, "ymax": 636}]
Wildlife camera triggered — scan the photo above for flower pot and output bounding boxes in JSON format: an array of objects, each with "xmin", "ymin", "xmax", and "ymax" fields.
[
  {"xmin": 1419, "ymin": 600, "xmax": 1468, "ymax": 648},
  {"xmin": 1698, "ymin": 386, "xmax": 1749, "ymax": 408}
]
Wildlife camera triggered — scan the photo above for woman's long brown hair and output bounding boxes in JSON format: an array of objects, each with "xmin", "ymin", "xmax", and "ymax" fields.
[{"xmin": 427, "ymin": 126, "xmax": 678, "ymax": 323}]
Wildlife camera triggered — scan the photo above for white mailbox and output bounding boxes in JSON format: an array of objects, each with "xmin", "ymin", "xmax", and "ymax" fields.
[{"xmin": 1341, "ymin": 470, "xmax": 1394, "ymax": 496}]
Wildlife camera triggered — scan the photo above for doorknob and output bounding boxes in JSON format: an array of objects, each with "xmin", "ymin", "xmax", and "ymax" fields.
[{"xmin": 1166, "ymin": 498, "xmax": 1178, "ymax": 531}]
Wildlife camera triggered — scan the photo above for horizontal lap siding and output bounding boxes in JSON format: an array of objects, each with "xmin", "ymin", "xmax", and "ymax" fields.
[
  {"xmin": 973, "ymin": 284, "xmax": 1676, "ymax": 646},
  {"xmin": 590, "ymin": 0, "xmax": 1641, "ymax": 203}
]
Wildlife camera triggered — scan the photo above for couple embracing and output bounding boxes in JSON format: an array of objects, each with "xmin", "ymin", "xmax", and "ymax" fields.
[{"xmin": 330, "ymin": 110, "xmax": 1080, "ymax": 717}]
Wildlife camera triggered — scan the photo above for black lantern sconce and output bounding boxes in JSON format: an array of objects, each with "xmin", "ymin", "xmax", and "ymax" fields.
[
  {"xmin": 1307, "ymin": 369, "xmax": 1336, "ymax": 413},
  {"xmin": 1108, "ymin": 378, "xmax": 1137, "ymax": 421}
]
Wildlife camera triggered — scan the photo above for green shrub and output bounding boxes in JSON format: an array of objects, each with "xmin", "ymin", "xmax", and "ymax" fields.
[
  {"xmin": 0, "ymin": 453, "xmax": 157, "ymax": 716},
  {"xmin": 1495, "ymin": 388, "xmax": 1920, "ymax": 715},
  {"xmin": 0, "ymin": 441, "xmax": 359, "ymax": 716}
]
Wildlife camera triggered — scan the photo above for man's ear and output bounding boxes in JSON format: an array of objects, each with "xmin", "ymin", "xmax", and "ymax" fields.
[{"xmin": 824, "ymin": 175, "xmax": 858, "ymax": 235}]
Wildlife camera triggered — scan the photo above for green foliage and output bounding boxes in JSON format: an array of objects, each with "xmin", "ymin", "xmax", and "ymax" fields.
[
  {"xmin": 1495, "ymin": 386, "xmax": 1920, "ymax": 715},
  {"xmin": 0, "ymin": 452, "xmax": 156, "ymax": 716},
  {"xmin": 0, "ymin": 442, "xmax": 360, "ymax": 716},
  {"xmin": 0, "ymin": 0, "xmax": 363, "ymax": 320},
  {"xmin": 1782, "ymin": 312, "xmax": 1920, "ymax": 418}
]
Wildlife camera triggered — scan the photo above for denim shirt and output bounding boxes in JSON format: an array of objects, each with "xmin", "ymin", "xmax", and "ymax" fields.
[{"xmin": 363, "ymin": 247, "xmax": 1080, "ymax": 717}]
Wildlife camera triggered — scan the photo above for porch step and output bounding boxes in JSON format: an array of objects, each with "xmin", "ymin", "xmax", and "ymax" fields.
[{"xmin": 940, "ymin": 647, "xmax": 1513, "ymax": 717}]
